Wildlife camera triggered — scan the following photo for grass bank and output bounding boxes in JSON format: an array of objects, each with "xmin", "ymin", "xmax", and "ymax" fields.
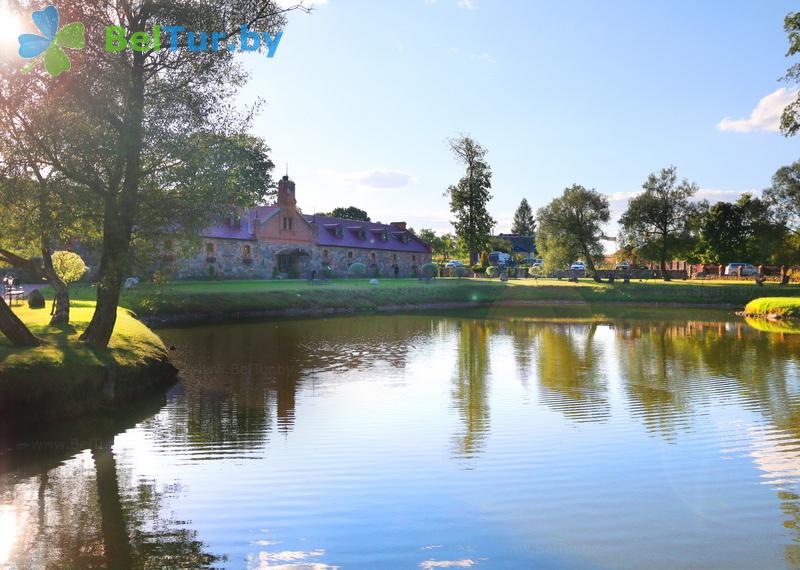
[
  {"xmin": 0, "ymin": 300, "xmax": 175, "ymax": 429},
  {"xmin": 64, "ymin": 277, "xmax": 800, "ymax": 326},
  {"xmin": 742, "ymin": 297, "xmax": 800, "ymax": 320}
]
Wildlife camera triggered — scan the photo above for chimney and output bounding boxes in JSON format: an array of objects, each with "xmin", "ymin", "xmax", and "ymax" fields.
[
  {"xmin": 389, "ymin": 221, "xmax": 407, "ymax": 230},
  {"xmin": 277, "ymin": 175, "xmax": 296, "ymax": 209}
]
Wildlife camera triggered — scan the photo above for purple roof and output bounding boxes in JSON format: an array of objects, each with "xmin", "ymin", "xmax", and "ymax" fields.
[
  {"xmin": 305, "ymin": 214, "xmax": 431, "ymax": 253},
  {"xmin": 200, "ymin": 206, "xmax": 431, "ymax": 253}
]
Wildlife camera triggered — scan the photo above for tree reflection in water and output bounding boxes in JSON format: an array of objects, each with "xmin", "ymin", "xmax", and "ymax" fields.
[{"xmin": 2, "ymin": 310, "xmax": 800, "ymax": 567}]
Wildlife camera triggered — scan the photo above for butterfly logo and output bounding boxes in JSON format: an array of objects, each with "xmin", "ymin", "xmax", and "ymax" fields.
[{"xmin": 18, "ymin": 5, "xmax": 85, "ymax": 77}]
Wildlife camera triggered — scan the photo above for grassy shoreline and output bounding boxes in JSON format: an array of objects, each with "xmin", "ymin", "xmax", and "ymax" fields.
[
  {"xmin": 0, "ymin": 300, "xmax": 176, "ymax": 429},
  {"xmin": 742, "ymin": 297, "xmax": 800, "ymax": 320},
  {"xmin": 59, "ymin": 277, "xmax": 800, "ymax": 325}
]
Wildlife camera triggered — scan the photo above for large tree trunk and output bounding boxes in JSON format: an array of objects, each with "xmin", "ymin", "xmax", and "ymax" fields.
[
  {"xmin": 583, "ymin": 247, "xmax": 602, "ymax": 282},
  {"xmin": 41, "ymin": 245, "xmax": 69, "ymax": 326},
  {"xmin": 79, "ymin": 222, "xmax": 131, "ymax": 347},
  {"xmin": 660, "ymin": 238, "xmax": 670, "ymax": 281},
  {"xmin": 0, "ymin": 298, "xmax": 40, "ymax": 346},
  {"xmin": 81, "ymin": 52, "xmax": 145, "ymax": 348}
]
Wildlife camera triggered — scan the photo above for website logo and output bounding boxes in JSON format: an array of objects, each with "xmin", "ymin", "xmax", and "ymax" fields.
[{"xmin": 18, "ymin": 5, "xmax": 85, "ymax": 77}]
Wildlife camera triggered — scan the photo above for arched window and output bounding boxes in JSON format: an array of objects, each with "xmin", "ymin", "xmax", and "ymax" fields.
[
  {"xmin": 348, "ymin": 251, "xmax": 353, "ymax": 259},
  {"xmin": 242, "ymin": 245, "xmax": 251, "ymax": 257},
  {"xmin": 323, "ymin": 249, "xmax": 329, "ymax": 259},
  {"xmin": 206, "ymin": 242, "xmax": 215, "ymax": 254}
]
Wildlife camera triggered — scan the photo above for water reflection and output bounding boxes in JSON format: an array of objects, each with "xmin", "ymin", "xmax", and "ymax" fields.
[
  {"xmin": 0, "ymin": 395, "xmax": 219, "ymax": 568},
  {"xmin": 2, "ymin": 309, "xmax": 800, "ymax": 568}
]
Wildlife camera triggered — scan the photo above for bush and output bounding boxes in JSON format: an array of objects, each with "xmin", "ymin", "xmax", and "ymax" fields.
[
  {"xmin": 528, "ymin": 266, "xmax": 543, "ymax": 277},
  {"xmin": 486, "ymin": 266, "xmax": 499, "ymax": 278},
  {"xmin": 322, "ymin": 265, "xmax": 334, "ymax": 279},
  {"xmin": 421, "ymin": 263, "xmax": 438, "ymax": 280},
  {"xmin": 27, "ymin": 289, "xmax": 45, "ymax": 309},
  {"xmin": 454, "ymin": 266, "xmax": 468, "ymax": 278},
  {"xmin": 51, "ymin": 251, "xmax": 88, "ymax": 284},
  {"xmin": 348, "ymin": 262, "xmax": 367, "ymax": 278},
  {"xmin": 472, "ymin": 264, "xmax": 484, "ymax": 274}
]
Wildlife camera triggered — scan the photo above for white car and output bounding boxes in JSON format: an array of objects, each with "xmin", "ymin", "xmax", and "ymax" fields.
[
  {"xmin": 615, "ymin": 261, "xmax": 630, "ymax": 270},
  {"xmin": 531, "ymin": 259, "xmax": 544, "ymax": 268},
  {"xmin": 444, "ymin": 260, "xmax": 465, "ymax": 268},
  {"xmin": 724, "ymin": 263, "xmax": 758, "ymax": 276},
  {"xmin": 570, "ymin": 262, "xmax": 586, "ymax": 271}
]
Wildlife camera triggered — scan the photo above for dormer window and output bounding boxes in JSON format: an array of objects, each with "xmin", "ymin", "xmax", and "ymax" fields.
[
  {"xmin": 359, "ymin": 230, "xmax": 366, "ymax": 240},
  {"xmin": 382, "ymin": 231, "xmax": 388, "ymax": 242},
  {"xmin": 336, "ymin": 226, "xmax": 343, "ymax": 238},
  {"xmin": 402, "ymin": 233, "xmax": 410, "ymax": 244}
]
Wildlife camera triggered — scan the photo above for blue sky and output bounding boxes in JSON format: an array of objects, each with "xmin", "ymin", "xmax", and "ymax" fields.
[{"xmin": 237, "ymin": 0, "xmax": 799, "ymax": 237}]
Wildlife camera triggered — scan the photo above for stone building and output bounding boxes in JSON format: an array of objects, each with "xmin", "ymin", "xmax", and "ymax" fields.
[{"xmin": 165, "ymin": 175, "xmax": 432, "ymax": 279}]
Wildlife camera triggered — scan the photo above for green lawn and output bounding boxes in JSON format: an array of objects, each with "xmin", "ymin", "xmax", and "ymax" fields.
[
  {"xmin": 0, "ymin": 300, "xmax": 167, "ymax": 372},
  {"xmin": 743, "ymin": 297, "xmax": 800, "ymax": 319},
  {"xmin": 59, "ymin": 277, "xmax": 800, "ymax": 321}
]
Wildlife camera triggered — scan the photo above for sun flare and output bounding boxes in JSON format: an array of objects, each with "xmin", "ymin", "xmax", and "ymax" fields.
[
  {"xmin": 0, "ymin": 1, "xmax": 24, "ymax": 56},
  {"xmin": 0, "ymin": 505, "xmax": 17, "ymax": 564}
]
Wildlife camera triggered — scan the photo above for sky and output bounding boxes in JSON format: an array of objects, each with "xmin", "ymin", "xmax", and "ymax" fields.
[{"xmin": 234, "ymin": 0, "xmax": 800, "ymax": 238}]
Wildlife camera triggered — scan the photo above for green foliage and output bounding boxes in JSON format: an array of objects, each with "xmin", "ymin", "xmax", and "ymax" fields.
[
  {"xmin": 619, "ymin": 166, "xmax": 699, "ymax": 270},
  {"xmin": 421, "ymin": 263, "xmax": 438, "ymax": 279},
  {"xmin": 511, "ymin": 198, "xmax": 536, "ymax": 236},
  {"xmin": 765, "ymin": 159, "xmax": 800, "ymax": 235},
  {"xmin": 486, "ymin": 266, "xmax": 499, "ymax": 278},
  {"xmin": 528, "ymin": 265, "xmax": 543, "ymax": 277},
  {"xmin": 488, "ymin": 237, "xmax": 513, "ymax": 254},
  {"xmin": 781, "ymin": 12, "xmax": 800, "ymax": 136},
  {"xmin": 51, "ymin": 251, "xmax": 88, "ymax": 284},
  {"xmin": 479, "ymin": 251, "xmax": 490, "ymax": 269},
  {"xmin": 697, "ymin": 194, "xmax": 786, "ymax": 264},
  {"xmin": 323, "ymin": 206, "xmax": 370, "ymax": 222},
  {"xmin": 472, "ymin": 264, "xmax": 484, "ymax": 274},
  {"xmin": 537, "ymin": 184, "xmax": 610, "ymax": 273},
  {"xmin": 348, "ymin": 262, "xmax": 367, "ymax": 278},
  {"xmin": 445, "ymin": 136, "xmax": 496, "ymax": 262}
]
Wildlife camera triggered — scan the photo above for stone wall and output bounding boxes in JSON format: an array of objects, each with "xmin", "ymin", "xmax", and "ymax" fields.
[{"xmin": 163, "ymin": 238, "xmax": 431, "ymax": 280}]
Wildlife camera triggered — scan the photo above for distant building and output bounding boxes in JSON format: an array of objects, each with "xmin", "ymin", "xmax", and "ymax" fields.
[
  {"xmin": 495, "ymin": 233, "xmax": 536, "ymax": 261},
  {"xmin": 166, "ymin": 176, "xmax": 432, "ymax": 279}
]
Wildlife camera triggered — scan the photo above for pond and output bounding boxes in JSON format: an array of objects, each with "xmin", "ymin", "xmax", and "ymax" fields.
[{"xmin": 2, "ymin": 307, "xmax": 800, "ymax": 569}]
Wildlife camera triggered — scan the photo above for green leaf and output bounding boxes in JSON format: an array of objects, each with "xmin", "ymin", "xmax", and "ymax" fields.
[
  {"xmin": 44, "ymin": 45, "xmax": 70, "ymax": 77},
  {"xmin": 55, "ymin": 22, "xmax": 85, "ymax": 49}
]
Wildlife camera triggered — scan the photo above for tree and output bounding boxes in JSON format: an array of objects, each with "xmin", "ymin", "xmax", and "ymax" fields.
[
  {"xmin": 488, "ymin": 237, "xmax": 513, "ymax": 254},
  {"xmin": 323, "ymin": 206, "xmax": 370, "ymax": 222},
  {"xmin": 781, "ymin": 12, "xmax": 800, "ymax": 136},
  {"xmin": 52, "ymin": 251, "xmax": 88, "ymax": 285},
  {"xmin": 765, "ymin": 160, "xmax": 800, "ymax": 236},
  {"xmin": 536, "ymin": 185, "xmax": 609, "ymax": 280},
  {"xmin": 698, "ymin": 194, "xmax": 787, "ymax": 264},
  {"xmin": 445, "ymin": 135, "xmax": 495, "ymax": 264},
  {"xmin": 619, "ymin": 166, "xmax": 698, "ymax": 280},
  {"xmin": 0, "ymin": 1, "xmax": 301, "ymax": 347},
  {"xmin": 511, "ymin": 198, "xmax": 536, "ymax": 236}
]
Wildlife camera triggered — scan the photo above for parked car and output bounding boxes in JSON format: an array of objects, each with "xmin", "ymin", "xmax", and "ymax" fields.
[
  {"xmin": 615, "ymin": 261, "xmax": 630, "ymax": 270},
  {"xmin": 531, "ymin": 259, "xmax": 544, "ymax": 268},
  {"xmin": 570, "ymin": 261, "xmax": 586, "ymax": 271},
  {"xmin": 724, "ymin": 263, "xmax": 758, "ymax": 276},
  {"xmin": 444, "ymin": 260, "xmax": 465, "ymax": 268}
]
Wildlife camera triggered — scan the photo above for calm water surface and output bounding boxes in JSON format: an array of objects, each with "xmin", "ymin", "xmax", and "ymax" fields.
[{"xmin": 3, "ymin": 307, "xmax": 800, "ymax": 569}]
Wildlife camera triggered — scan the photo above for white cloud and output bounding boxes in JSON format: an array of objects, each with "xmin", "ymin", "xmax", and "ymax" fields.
[
  {"xmin": 694, "ymin": 187, "xmax": 758, "ymax": 201},
  {"xmin": 457, "ymin": 0, "xmax": 477, "ymax": 9},
  {"xmin": 322, "ymin": 168, "xmax": 417, "ymax": 189},
  {"xmin": 716, "ymin": 87, "xmax": 797, "ymax": 133}
]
